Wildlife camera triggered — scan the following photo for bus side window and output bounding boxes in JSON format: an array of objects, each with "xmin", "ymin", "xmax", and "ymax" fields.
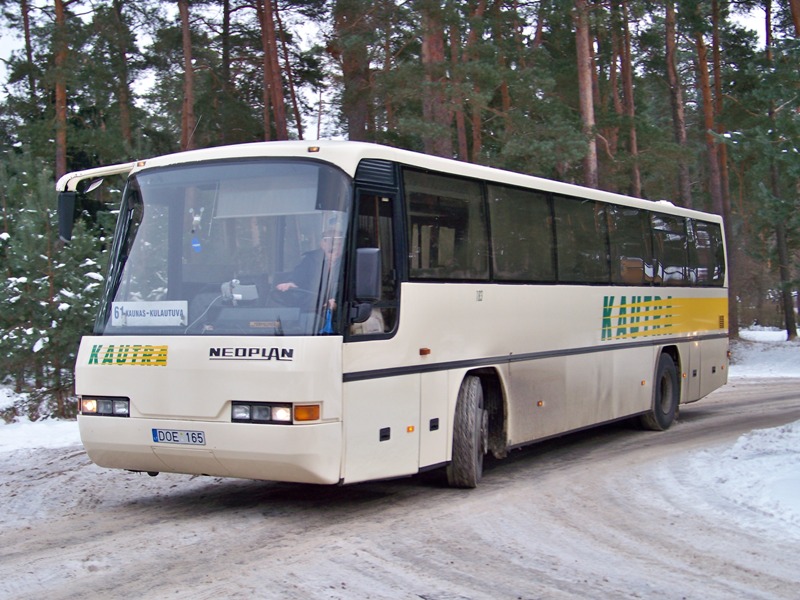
[
  {"xmin": 607, "ymin": 205, "xmax": 652, "ymax": 285},
  {"xmin": 553, "ymin": 196, "xmax": 610, "ymax": 284},
  {"xmin": 709, "ymin": 222, "xmax": 726, "ymax": 286},
  {"xmin": 350, "ymin": 194, "xmax": 397, "ymax": 335},
  {"xmin": 652, "ymin": 213, "xmax": 689, "ymax": 286},
  {"xmin": 687, "ymin": 219, "xmax": 704, "ymax": 285},
  {"xmin": 403, "ymin": 169, "xmax": 488, "ymax": 281},
  {"xmin": 692, "ymin": 220, "xmax": 725, "ymax": 287},
  {"xmin": 488, "ymin": 184, "xmax": 555, "ymax": 282}
]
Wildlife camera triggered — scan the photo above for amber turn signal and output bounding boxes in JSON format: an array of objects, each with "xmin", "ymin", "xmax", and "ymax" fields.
[{"xmin": 294, "ymin": 404, "xmax": 321, "ymax": 421}]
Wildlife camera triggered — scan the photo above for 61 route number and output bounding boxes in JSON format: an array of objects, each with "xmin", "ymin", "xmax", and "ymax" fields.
[{"xmin": 151, "ymin": 428, "xmax": 206, "ymax": 446}]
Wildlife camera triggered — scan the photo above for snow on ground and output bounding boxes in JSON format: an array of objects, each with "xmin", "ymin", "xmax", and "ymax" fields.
[
  {"xmin": 1, "ymin": 327, "xmax": 799, "ymax": 530},
  {"xmin": 733, "ymin": 326, "xmax": 800, "ymax": 378},
  {"xmin": 705, "ymin": 327, "xmax": 800, "ymax": 532}
]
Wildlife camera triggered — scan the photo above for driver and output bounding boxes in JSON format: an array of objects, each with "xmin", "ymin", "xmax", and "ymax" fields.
[{"xmin": 275, "ymin": 229, "xmax": 343, "ymax": 310}]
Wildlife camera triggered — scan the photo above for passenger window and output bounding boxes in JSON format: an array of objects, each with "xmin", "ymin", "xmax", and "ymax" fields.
[
  {"xmin": 404, "ymin": 169, "xmax": 489, "ymax": 281},
  {"xmin": 607, "ymin": 205, "xmax": 653, "ymax": 285},
  {"xmin": 652, "ymin": 214, "xmax": 689, "ymax": 285},
  {"xmin": 488, "ymin": 184, "xmax": 555, "ymax": 282},
  {"xmin": 553, "ymin": 196, "xmax": 610, "ymax": 283},
  {"xmin": 690, "ymin": 220, "xmax": 725, "ymax": 287}
]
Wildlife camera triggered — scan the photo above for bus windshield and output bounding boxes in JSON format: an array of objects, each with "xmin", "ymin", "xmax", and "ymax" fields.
[{"xmin": 95, "ymin": 158, "xmax": 352, "ymax": 337}]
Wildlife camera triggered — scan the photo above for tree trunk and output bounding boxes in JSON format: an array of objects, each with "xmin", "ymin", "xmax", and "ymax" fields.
[
  {"xmin": 766, "ymin": 4, "xmax": 797, "ymax": 340},
  {"xmin": 532, "ymin": 0, "xmax": 544, "ymax": 49},
  {"xmin": 54, "ymin": 0, "xmax": 69, "ymax": 179},
  {"xmin": 450, "ymin": 23, "xmax": 468, "ymax": 160},
  {"xmin": 711, "ymin": 0, "xmax": 732, "ymax": 223},
  {"xmin": 665, "ymin": 0, "xmax": 692, "ymax": 208},
  {"xmin": 178, "ymin": 0, "xmax": 196, "ymax": 150},
  {"xmin": 420, "ymin": 2, "xmax": 452, "ymax": 157},
  {"xmin": 574, "ymin": 0, "xmax": 598, "ymax": 188},
  {"xmin": 112, "ymin": 0, "xmax": 132, "ymax": 149},
  {"xmin": 382, "ymin": 4, "xmax": 396, "ymax": 133},
  {"xmin": 222, "ymin": 0, "xmax": 231, "ymax": 87},
  {"xmin": 620, "ymin": 1, "xmax": 641, "ymax": 197},
  {"xmin": 609, "ymin": 24, "xmax": 621, "ymax": 158},
  {"xmin": 220, "ymin": 0, "xmax": 231, "ymax": 144},
  {"xmin": 789, "ymin": 0, "xmax": 800, "ymax": 36},
  {"xmin": 332, "ymin": 0, "xmax": 371, "ymax": 141},
  {"xmin": 274, "ymin": 3, "xmax": 303, "ymax": 139},
  {"xmin": 693, "ymin": 33, "xmax": 724, "ymax": 215},
  {"xmin": 21, "ymin": 0, "xmax": 36, "ymax": 103},
  {"xmin": 490, "ymin": 2, "xmax": 513, "ymax": 146},
  {"xmin": 470, "ymin": 95, "xmax": 482, "ymax": 162},
  {"xmin": 695, "ymin": 28, "xmax": 739, "ymax": 338},
  {"xmin": 258, "ymin": 0, "xmax": 272, "ymax": 140},
  {"xmin": 466, "ymin": 0, "xmax": 487, "ymax": 163},
  {"xmin": 774, "ymin": 218, "xmax": 797, "ymax": 340},
  {"xmin": 259, "ymin": 0, "xmax": 288, "ymax": 140}
]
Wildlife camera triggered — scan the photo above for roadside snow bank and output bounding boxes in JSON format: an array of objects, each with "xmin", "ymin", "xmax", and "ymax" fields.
[
  {"xmin": 0, "ymin": 418, "xmax": 80, "ymax": 452},
  {"xmin": 730, "ymin": 327, "xmax": 800, "ymax": 379},
  {"xmin": 689, "ymin": 420, "xmax": 800, "ymax": 532}
]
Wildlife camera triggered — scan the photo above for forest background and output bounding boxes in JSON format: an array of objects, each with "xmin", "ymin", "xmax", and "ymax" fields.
[{"xmin": 0, "ymin": 0, "xmax": 798, "ymax": 421}]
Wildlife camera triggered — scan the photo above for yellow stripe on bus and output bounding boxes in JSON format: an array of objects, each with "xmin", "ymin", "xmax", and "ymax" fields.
[{"xmin": 601, "ymin": 296, "xmax": 727, "ymax": 341}]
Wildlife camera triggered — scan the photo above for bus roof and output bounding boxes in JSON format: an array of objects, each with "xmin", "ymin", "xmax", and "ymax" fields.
[{"xmin": 57, "ymin": 140, "xmax": 722, "ymax": 223}]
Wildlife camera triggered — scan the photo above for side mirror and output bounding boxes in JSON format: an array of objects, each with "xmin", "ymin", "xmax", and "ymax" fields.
[
  {"xmin": 58, "ymin": 191, "xmax": 76, "ymax": 242},
  {"xmin": 355, "ymin": 247, "xmax": 381, "ymax": 302}
]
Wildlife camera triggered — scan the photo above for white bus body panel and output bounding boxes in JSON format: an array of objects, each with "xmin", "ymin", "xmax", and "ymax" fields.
[
  {"xmin": 76, "ymin": 336, "xmax": 344, "ymax": 484},
  {"xmin": 77, "ymin": 284, "xmax": 727, "ymax": 485},
  {"xmin": 342, "ymin": 375, "xmax": 421, "ymax": 483},
  {"xmin": 341, "ymin": 282, "xmax": 728, "ymax": 480}
]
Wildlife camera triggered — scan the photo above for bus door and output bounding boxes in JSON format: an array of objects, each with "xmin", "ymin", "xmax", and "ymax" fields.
[
  {"xmin": 343, "ymin": 191, "xmax": 421, "ymax": 483},
  {"xmin": 349, "ymin": 192, "xmax": 399, "ymax": 336}
]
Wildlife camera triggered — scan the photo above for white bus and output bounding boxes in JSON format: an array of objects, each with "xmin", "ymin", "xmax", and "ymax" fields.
[{"xmin": 57, "ymin": 141, "xmax": 728, "ymax": 488}]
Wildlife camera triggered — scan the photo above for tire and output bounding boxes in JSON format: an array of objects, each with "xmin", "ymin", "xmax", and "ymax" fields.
[
  {"xmin": 639, "ymin": 353, "xmax": 679, "ymax": 431},
  {"xmin": 447, "ymin": 376, "xmax": 488, "ymax": 488}
]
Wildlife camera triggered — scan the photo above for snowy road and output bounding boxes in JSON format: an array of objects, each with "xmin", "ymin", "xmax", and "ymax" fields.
[{"xmin": 1, "ymin": 378, "xmax": 799, "ymax": 600}]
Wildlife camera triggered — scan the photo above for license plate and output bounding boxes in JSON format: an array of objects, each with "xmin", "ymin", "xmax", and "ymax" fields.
[{"xmin": 151, "ymin": 428, "xmax": 206, "ymax": 446}]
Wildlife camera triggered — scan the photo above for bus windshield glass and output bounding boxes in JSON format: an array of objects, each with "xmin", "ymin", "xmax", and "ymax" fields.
[{"xmin": 95, "ymin": 159, "xmax": 352, "ymax": 337}]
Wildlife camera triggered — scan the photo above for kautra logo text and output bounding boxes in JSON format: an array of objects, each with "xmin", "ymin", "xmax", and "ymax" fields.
[
  {"xmin": 88, "ymin": 344, "xmax": 168, "ymax": 366},
  {"xmin": 601, "ymin": 296, "xmax": 673, "ymax": 341}
]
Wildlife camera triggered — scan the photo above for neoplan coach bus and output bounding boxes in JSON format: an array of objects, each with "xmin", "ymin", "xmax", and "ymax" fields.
[{"xmin": 57, "ymin": 141, "xmax": 728, "ymax": 488}]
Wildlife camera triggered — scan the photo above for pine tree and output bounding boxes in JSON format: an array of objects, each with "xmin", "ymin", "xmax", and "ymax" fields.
[{"xmin": 0, "ymin": 149, "xmax": 106, "ymax": 417}]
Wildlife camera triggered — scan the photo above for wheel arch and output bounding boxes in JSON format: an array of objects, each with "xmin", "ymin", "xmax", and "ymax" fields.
[
  {"xmin": 639, "ymin": 347, "xmax": 681, "ymax": 431},
  {"xmin": 657, "ymin": 344, "xmax": 683, "ymax": 401},
  {"xmin": 468, "ymin": 367, "xmax": 508, "ymax": 459}
]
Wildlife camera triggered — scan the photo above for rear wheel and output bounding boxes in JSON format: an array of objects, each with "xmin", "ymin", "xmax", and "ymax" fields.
[
  {"xmin": 639, "ymin": 353, "xmax": 679, "ymax": 431},
  {"xmin": 447, "ymin": 376, "xmax": 488, "ymax": 488}
]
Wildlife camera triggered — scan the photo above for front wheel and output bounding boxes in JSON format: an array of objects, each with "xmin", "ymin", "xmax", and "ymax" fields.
[
  {"xmin": 447, "ymin": 376, "xmax": 488, "ymax": 488},
  {"xmin": 639, "ymin": 353, "xmax": 679, "ymax": 431}
]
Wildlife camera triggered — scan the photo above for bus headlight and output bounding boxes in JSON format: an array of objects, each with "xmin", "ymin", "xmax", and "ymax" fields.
[
  {"xmin": 251, "ymin": 405, "xmax": 273, "ymax": 421},
  {"xmin": 231, "ymin": 401, "xmax": 294, "ymax": 424},
  {"xmin": 80, "ymin": 396, "xmax": 130, "ymax": 417},
  {"xmin": 271, "ymin": 406, "xmax": 292, "ymax": 422},
  {"xmin": 230, "ymin": 402, "xmax": 319, "ymax": 424},
  {"xmin": 231, "ymin": 404, "xmax": 251, "ymax": 420}
]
